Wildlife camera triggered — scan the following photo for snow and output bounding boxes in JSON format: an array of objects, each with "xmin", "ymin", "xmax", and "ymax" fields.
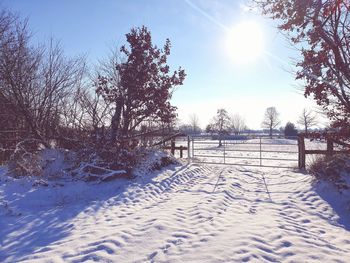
[{"xmin": 1, "ymin": 148, "xmax": 350, "ymax": 262}]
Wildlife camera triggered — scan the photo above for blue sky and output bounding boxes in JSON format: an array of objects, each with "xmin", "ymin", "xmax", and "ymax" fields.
[{"xmin": 1, "ymin": 0, "xmax": 320, "ymax": 129}]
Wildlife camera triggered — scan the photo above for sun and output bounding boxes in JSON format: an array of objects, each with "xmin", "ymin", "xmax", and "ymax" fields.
[{"xmin": 226, "ymin": 21, "xmax": 264, "ymax": 64}]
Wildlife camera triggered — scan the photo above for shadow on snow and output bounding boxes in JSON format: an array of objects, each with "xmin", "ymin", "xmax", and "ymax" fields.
[{"xmin": 0, "ymin": 163, "xmax": 183, "ymax": 262}]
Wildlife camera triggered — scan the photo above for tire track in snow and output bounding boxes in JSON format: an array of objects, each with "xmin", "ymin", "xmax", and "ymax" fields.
[
  {"xmin": 58, "ymin": 164, "xmax": 216, "ymax": 262},
  {"xmin": 17, "ymin": 164, "xmax": 350, "ymax": 263}
]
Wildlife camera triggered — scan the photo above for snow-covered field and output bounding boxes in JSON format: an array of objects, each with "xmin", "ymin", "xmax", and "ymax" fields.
[{"xmin": 1, "ymin": 159, "xmax": 350, "ymax": 262}]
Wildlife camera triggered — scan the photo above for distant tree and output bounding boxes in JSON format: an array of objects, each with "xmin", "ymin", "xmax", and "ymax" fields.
[
  {"xmin": 205, "ymin": 124, "xmax": 211, "ymax": 133},
  {"xmin": 230, "ymin": 113, "xmax": 247, "ymax": 135},
  {"xmin": 284, "ymin": 122, "xmax": 298, "ymax": 137},
  {"xmin": 262, "ymin": 107, "xmax": 280, "ymax": 138},
  {"xmin": 97, "ymin": 26, "xmax": 186, "ymax": 142},
  {"xmin": 279, "ymin": 126, "xmax": 285, "ymax": 134},
  {"xmin": 212, "ymin": 109, "xmax": 230, "ymax": 146},
  {"xmin": 257, "ymin": 0, "xmax": 350, "ymax": 130},
  {"xmin": 179, "ymin": 124, "xmax": 193, "ymax": 134},
  {"xmin": 297, "ymin": 108, "xmax": 318, "ymax": 134},
  {"xmin": 205, "ymin": 124, "xmax": 213, "ymax": 135},
  {"xmin": 189, "ymin": 113, "xmax": 200, "ymax": 134}
]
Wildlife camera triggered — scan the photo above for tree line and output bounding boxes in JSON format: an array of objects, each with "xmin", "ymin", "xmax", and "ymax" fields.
[
  {"xmin": 0, "ymin": 10, "xmax": 184, "ymax": 140},
  {"xmin": 0, "ymin": 9, "xmax": 185, "ymax": 166},
  {"xmin": 181, "ymin": 106, "xmax": 319, "ymax": 139}
]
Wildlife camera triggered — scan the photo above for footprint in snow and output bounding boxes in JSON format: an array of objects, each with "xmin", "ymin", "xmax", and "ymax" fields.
[
  {"xmin": 249, "ymin": 207, "xmax": 257, "ymax": 214},
  {"xmin": 148, "ymin": 251, "xmax": 158, "ymax": 260}
]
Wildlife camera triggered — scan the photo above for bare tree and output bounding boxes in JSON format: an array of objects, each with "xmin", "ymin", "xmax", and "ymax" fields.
[
  {"xmin": 189, "ymin": 113, "xmax": 200, "ymax": 134},
  {"xmin": 0, "ymin": 10, "xmax": 25, "ymax": 149},
  {"xmin": 38, "ymin": 39, "xmax": 87, "ymax": 138},
  {"xmin": 60, "ymin": 85, "xmax": 113, "ymax": 144},
  {"xmin": 212, "ymin": 109, "xmax": 230, "ymax": 146},
  {"xmin": 230, "ymin": 113, "xmax": 247, "ymax": 135},
  {"xmin": 262, "ymin": 107, "xmax": 280, "ymax": 138},
  {"xmin": 0, "ymin": 10, "xmax": 87, "ymax": 143},
  {"xmin": 0, "ymin": 13, "xmax": 41, "ymax": 139},
  {"xmin": 297, "ymin": 108, "xmax": 318, "ymax": 134}
]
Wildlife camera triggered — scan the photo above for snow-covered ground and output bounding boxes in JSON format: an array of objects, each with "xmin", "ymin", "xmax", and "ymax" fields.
[{"xmin": 1, "ymin": 160, "xmax": 350, "ymax": 262}]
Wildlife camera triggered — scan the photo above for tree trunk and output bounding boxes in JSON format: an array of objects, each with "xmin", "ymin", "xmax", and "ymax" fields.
[
  {"xmin": 218, "ymin": 132, "xmax": 222, "ymax": 147},
  {"xmin": 121, "ymin": 108, "xmax": 131, "ymax": 137},
  {"xmin": 122, "ymin": 118, "xmax": 130, "ymax": 137},
  {"xmin": 110, "ymin": 102, "xmax": 123, "ymax": 143}
]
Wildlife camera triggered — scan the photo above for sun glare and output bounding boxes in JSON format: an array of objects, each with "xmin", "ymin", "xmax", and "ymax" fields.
[{"xmin": 226, "ymin": 21, "xmax": 264, "ymax": 64}]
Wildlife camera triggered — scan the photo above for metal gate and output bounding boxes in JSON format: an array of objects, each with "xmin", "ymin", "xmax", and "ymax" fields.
[{"xmin": 189, "ymin": 136, "xmax": 299, "ymax": 168}]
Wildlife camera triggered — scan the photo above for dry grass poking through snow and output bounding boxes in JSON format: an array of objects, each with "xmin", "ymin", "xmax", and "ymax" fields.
[
  {"xmin": 309, "ymin": 154, "xmax": 350, "ymax": 189},
  {"xmin": 1, "ymin": 163, "xmax": 350, "ymax": 262}
]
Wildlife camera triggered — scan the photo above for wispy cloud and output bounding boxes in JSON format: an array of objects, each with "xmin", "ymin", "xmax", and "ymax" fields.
[{"xmin": 184, "ymin": 0, "xmax": 229, "ymax": 31}]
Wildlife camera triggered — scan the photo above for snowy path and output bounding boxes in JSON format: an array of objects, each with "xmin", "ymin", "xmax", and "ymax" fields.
[{"xmin": 1, "ymin": 164, "xmax": 350, "ymax": 262}]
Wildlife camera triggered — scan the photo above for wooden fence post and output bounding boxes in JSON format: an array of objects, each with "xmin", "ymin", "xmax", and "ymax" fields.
[
  {"xmin": 171, "ymin": 140, "xmax": 175, "ymax": 155},
  {"xmin": 192, "ymin": 137, "xmax": 194, "ymax": 158},
  {"xmin": 259, "ymin": 136, "xmax": 262, "ymax": 166},
  {"xmin": 298, "ymin": 135, "xmax": 306, "ymax": 169},
  {"xmin": 326, "ymin": 138, "xmax": 334, "ymax": 157},
  {"xmin": 223, "ymin": 139, "xmax": 226, "ymax": 164},
  {"xmin": 187, "ymin": 136, "xmax": 190, "ymax": 160},
  {"xmin": 298, "ymin": 136, "xmax": 301, "ymax": 168}
]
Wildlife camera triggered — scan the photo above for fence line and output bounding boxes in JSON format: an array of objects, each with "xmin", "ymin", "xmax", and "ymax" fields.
[{"xmin": 298, "ymin": 134, "xmax": 350, "ymax": 169}]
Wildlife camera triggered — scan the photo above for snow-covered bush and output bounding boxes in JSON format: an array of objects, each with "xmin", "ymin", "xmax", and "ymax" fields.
[
  {"xmin": 133, "ymin": 149, "xmax": 179, "ymax": 176},
  {"xmin": 309, "ymin": 154, "xmax": 350, "ymax": 191},
  {"xmin": 5, "ymin": 135, "xmax": 179, "ymax": 181},
  {"xmin": 73, "ymin": 141, "xmax": 140, "ymax": 174},
  {"xmin": 7, "ymin": 139, "xmax": 73, "ymax": 178},
  {"xmin": 7, "ymin": 139, "xmax": 47, "ymax": 176},
  {"xmin": 75, "ymin": 141, "xmax": 178, "ymax": 172}
]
